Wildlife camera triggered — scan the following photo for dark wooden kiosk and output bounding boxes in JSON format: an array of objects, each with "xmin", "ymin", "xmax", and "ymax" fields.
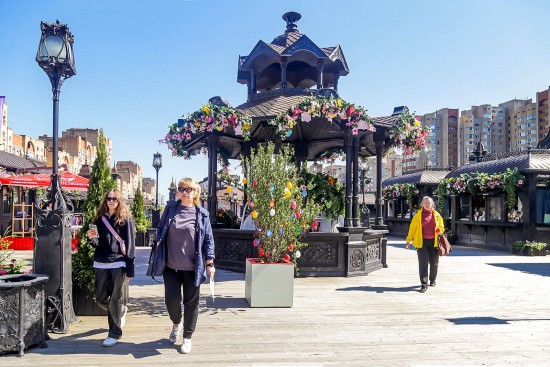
[
  {"xmin": 446, "ymin": 148, "xmax": 550, "ymax": 251},
  {"xmin": 382, "ymin": 168, "xmax": 450, "ymax": 237},
  {"xmin": 167, "ymin": 12, "xmax": 420, "ymax": 276}
]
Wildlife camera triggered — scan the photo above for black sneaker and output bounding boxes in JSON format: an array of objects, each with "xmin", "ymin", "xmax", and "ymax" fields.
[
  {"xmin": 419, "ymin": 285, "xmax": 427, "ymax": 293},
  {"xmin": 429, "ymin": 281, "xmax": 436, "ymax": 287}
]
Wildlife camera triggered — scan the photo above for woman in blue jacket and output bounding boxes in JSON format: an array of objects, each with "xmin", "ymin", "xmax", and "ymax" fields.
[{"xmin": 155, "ymin": 177, "xmax": 215, "ymax": 354}]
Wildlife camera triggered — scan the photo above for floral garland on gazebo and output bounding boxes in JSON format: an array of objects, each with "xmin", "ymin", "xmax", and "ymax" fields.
[
  {"xmin": 163, "ymin": 101, "xmax": 253, "ymax": 155},
  {"xmin": 388, "ymin": 110, "xmax": 431, "ymax": 155},
  {"xmin": 436, "ymin": 168, "xmax": 525, "ymax": 212},
  {"xmin": 382, "ymin": 183, "xmax": 419, "ymax": 210},
  {"xmin": 268, "ymin": 96, "xmax": 376, "ymax": 138}
]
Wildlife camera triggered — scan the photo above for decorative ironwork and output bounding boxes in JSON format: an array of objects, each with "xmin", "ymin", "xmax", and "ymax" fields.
[
  {"xmin": 349, "ymin": 249, "xmax": 365, "ymax": 270},
  {"xmin": 0, "ymin": 274, "xmax": 48, "ymax": 356},
  {"xmin": 365, "ymin": 239, "xmax": 380, "ymax": 262},
  {"xmin": 218, "ymin": 239, "xmax": 249, "ymax": 262},
  {"xmin": 300, "ymin": 242, "xmax": 338, "ymax": 266}
]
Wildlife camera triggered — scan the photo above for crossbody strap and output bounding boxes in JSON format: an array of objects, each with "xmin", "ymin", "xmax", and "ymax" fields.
[{"xmin": 101, "ymin": 216, "xmax": 126, "ymax": 255}]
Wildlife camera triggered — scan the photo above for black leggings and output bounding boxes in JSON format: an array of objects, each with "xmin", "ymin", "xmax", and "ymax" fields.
[
  {"xmin": 163, "ymin": 267, "xmax": 201, "ymax": 339},
  {"xmin": 417, "ymin": 238, "xmax": 439, "ymax": 285}
]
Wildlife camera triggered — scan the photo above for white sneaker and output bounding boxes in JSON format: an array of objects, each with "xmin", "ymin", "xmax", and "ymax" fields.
[
  {"xmin": 168, "ymin": 323, "xmax": 182, "ymax": 343},
  {"xmin": 103, "ymin": 337, "xmax": 118, "ymax": 347},
  {"xmin": 120, "ymin": 305, "xmax": 127, "ymax": 328},
  {"xmin": 180, "ymin": 338, "xmax": 192, "ymax": 354}
]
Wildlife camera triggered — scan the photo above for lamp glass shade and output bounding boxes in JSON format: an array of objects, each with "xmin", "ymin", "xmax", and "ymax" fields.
[
  {"xmin": 152, "ymin": 153, "xmax": 162, "ymax": 169},
  {"xmin": 44, "ymin": 35, "xmax": 67, "ymax": 60}
]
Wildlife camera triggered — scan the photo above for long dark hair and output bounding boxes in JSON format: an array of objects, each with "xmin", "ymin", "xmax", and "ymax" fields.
[{"xmin": 93, "ymin": 188, "xmax": 131, "ymax": 226}]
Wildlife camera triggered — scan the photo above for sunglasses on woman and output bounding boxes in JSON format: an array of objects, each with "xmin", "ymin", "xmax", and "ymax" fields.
[
  {"xmin": 106, "ymin": 197, "xmax": 118, "ymax": 202},
  {"xmin": 178, "ymin": 187, "xmax": 194, "ymax": 193}
]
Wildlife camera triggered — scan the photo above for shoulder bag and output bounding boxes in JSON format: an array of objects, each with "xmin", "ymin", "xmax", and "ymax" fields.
[
  {"xmin": 437, "ymin": 234, "xmax": 452, "ymax": 256},
  {"xmin": 146, "ymin": 239, "xmax": 166, "ymax": 281},
  {"xmin": 101, "ymin": 216, "xmax": 127, "ymax": 256}
]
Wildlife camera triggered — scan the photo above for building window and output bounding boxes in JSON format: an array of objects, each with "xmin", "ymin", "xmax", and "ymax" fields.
[{"xmin": 536, "ymin": 188, "xmax": 550, "ymax": 224}]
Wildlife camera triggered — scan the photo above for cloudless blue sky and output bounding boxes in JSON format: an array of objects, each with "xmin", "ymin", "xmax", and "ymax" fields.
[{"xmin": 1, "ymin": 0, "xmax": 549, "ymax": 201}]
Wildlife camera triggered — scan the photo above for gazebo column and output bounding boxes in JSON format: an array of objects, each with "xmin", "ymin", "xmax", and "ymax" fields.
[
  {"xmin": 295, "ymin": 141, "xmax": 309, "ymax": 170},
  {"xmin": 241, "ymin": 141, "xmax": 255, "ymax": 217},
  {"xmin": 373, "ymin": 128, "xmax": 387, "ymax": 228},
  {"xmin": 280, "ymin": 58, "xmax": 288, "ymax": 89},
  {"xmin": 250, "ymin": 69, "xmax": 257, "ymax": 95},
  {"xmin": 207, "ymin": 135, "xmax": 220, "ymax": 225},
  {"xmin": 352, "ymin": 134, "xmax": 360, "ymax": 227},
  {"xmin": 317, "ymin": 61, "xmax": 324, "ymax": 90},
  {"xmin": 343, "ymin": 129, "xmax": 353, "ymax": 227},
  {"xmin": 333, "ymin": 72, "xmax": 340, "ymax": 92}
]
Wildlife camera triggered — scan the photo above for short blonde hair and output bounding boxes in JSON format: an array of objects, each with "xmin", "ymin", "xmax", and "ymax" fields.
[
  {"xmin": 178, "ymin": 178, "xmax": 201, "ymax": 206},
  {"xmin": 421, "ymin": 196, "xmax": 434, "ymax": 209}
]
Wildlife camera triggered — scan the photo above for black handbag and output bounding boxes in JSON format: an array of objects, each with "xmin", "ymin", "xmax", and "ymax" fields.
[{"xmin": 146, "ymin": 239, "xmax": 166, "ymax": 281}]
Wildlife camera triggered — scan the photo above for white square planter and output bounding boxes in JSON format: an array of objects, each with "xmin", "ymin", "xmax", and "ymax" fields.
[{"xmin": 245, "ymin": 258, "xmax": 294, "ymax": 307}]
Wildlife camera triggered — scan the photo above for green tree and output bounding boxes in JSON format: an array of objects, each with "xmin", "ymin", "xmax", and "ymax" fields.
[
  {"xmin": 72, "ymin": 130, "xmax": 116, "ymax": 292},
  {"xmin": 245, "ymin": 143, "xmax": 319, "ymax": 265},
  {"xmin": 131, "ymin": 184, "xmax": 147, "ymax": 233}
]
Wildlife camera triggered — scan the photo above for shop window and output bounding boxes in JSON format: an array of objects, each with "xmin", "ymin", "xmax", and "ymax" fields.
[
  {"xmin": 487, "ymin": 195, "xmax": 504, "ymax": 222},
  {"xmin": 387, "ymin": 200, "xmax": 395, "ymax": 219},
  {"xmin": 508, "ymin": 196, "xmax": 523, "ymax": 223},
  {"xmin": 459, "ymin": 195, "xmax": 471, "ymax": 221},
  {"xmin": 472, "ymin": 195, "xmax": 485, "ymax": 221},
  {"xmin": 2, "ymin": 186, "xmax": 12, "ymax": 214},
  {"xmin": 535, "ymin": 188, "xmax": 550, "ymax": 224}
]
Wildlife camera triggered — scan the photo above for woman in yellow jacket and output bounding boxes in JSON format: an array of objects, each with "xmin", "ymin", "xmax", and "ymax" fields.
[{"xmin": 405, "ymin": 196, "xmax": 445, "ymax": 293}]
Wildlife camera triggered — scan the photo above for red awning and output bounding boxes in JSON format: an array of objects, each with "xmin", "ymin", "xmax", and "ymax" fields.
[{"xmin": 0, "ymin": 171, "xmax": 89, "ymax": 191}]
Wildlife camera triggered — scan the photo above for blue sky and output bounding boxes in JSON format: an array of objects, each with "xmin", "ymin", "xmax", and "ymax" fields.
[{"xmin": 1, "ymin": 0, "xmax": 549, "ymax": 201}]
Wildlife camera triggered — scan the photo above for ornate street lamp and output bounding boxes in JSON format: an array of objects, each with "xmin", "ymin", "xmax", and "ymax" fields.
[
  {"xmin": 232, "ymin": 192, "xmax": 238, "ymax": 214},
  {"xmin": 34, "ymin": 20, "xmax": 77, "ymax": 333},
  {"xmin": 152, "ymin": 152, "xmax": 162, "ymax": 227},
  {"xmin": 360, "ymin": 168, "xmax": 371, "ymax": 228}
]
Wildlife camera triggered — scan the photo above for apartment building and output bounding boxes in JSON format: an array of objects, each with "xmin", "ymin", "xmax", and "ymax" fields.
[
  {"xmin": 116, "ymin": 161, "xmax": 143, "ymax": 200},
  {"xmin": 142, "ymin": 177, "xmax": 156, "ymax": 202},
  {"xmin": 459, "ymin": 105, "xmax": 506, "ymax": 165},
  {"xmin": 537, "ymin": 87, "xmax": 549, "ymax": 143},
  {"xmin": 0, "ymin": 96, "xmax": 47, "ymax": 162},
  {"xmin": 414, "ymin": 108, "xmax": 459, "ymax": 170},
  {"xmin": 499, "ymin": 99, "xmax": 537, "ymax": 151}
]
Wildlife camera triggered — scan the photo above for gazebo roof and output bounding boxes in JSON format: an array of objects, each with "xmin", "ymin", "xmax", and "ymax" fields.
[
  {"xmin": 383, "ymin": 168, "xmax": 451, "ymax": 186},
  {"xmin": 446, "ymin": 149, "xmax": 550, "ymax": 177}
]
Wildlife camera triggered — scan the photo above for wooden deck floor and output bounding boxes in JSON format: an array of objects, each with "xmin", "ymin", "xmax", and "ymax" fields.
[{"xmin": 4, "ymin": 238, "xmax": 550, "ymax": 366}]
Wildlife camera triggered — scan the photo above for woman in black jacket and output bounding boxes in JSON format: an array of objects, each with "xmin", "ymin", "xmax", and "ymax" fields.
[{"xmin": 87, "ymin": 188, "xmax": 135, "ymax": 347}]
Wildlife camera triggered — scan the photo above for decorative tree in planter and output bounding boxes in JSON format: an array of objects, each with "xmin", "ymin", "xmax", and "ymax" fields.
[
  {"xmin": 131, "ymin": 184, "xmax": 147, "ymax": 245},
  {"xmin": 245, "ymin": 143, "xmax": 319, "ymax": 265},
  {"xmin": 244, "ymin": 143, "xmax": 319, "ymax": 307},
  {"xmin": 72, "ymin": 131, "xmax": 116, "ymax": 314}
]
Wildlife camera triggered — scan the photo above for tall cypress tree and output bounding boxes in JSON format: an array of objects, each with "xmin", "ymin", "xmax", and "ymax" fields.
[
  {"xmin": 131, "ymin": 184, "xmax": 147, "ymax": 233},
  {"xmin": 72, "ymin": 130, "xmax": 116, "ymax": 292}
]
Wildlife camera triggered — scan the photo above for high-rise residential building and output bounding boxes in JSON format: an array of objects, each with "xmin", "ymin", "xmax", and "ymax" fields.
[
  {"xmin": 499, "ymin": 99, "xmax": 537, "ymax": 151},
  {"xmin": 459, "ymin": 105, "xmax": 506, "ymax": 165},
  {"xmin": 536, "ymin": 87, "xmax": 549, "ymax": 143},
  {"xmin": 415, "ymin": 109, "xmax": 459, "ymax": 170},
  {"xmin": 116, "ymin": 160, "xmax": 143, "ymax": 200}
]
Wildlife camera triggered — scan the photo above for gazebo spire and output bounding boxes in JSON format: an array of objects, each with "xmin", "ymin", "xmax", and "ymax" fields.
[{"xmin": 282, "ymin": 11, "xmax": 301, "ymax": 33}]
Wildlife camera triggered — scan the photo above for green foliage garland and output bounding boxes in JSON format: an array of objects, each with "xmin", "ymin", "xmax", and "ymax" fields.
[
  {"xmin": 382, "ymin": 183, "xmax": 419, "ymax": 210},
  {"xmin": 298, "ymin": 170, "xmax": 344, "ymax": 221},
  {"xmin": 131, "ymin": 184, "xmax": 147, "ymax": 233},
  {"xmin": 438, "ymin": 168, "xmax": 525, "ymax": 211},
  {"xmin": 72, "ymin": 131, "xmax": 116, "ymax": 292},
  {"xmin": 245, "ymin": 143, "xmax": 320, "ymax": 265}
]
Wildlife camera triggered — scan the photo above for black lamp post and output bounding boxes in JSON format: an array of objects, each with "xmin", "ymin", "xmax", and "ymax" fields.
[
  {"xmin": 232, "ymin": 192, "xmax": 238, "ymax": 213},
  {"xmin": 152, "ymin": 152, "xmax": 162, "ymax": 228},
  {"xmin": 34, "ymin": 20, "xmax": 77, "ymax": 333},
  {"xmin": 360, "ymin": 168, "xmax": 371, "ymax": 228}
]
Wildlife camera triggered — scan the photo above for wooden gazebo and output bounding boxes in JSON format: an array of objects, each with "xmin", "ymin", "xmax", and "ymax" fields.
[{"xmin": 165, "ymin": 12, "xmax": 424, "ymax": 276}]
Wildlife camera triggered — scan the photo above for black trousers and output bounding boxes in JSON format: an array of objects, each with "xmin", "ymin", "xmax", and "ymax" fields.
[
  {"xmin": 95, "ymin": 267, "xmax": 128, "ymax": 339},
  {"xmin": 417, "ymin": 238, "xmax": 439, "ymax": 286},
  {"xmin": 163, "ymin": 267, "xmax": 201, "ymax": 339}
]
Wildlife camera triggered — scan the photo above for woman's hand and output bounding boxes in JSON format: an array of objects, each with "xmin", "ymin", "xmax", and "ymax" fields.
[
  {"xmin": 405, "ymin": 241, "xmax": 410, "ymax": 250},
  {"xmin": 206, "ymin": 265, "xmax": 216, "ymax": 280},
  {"xmin": 87, "ymin": 229, "xmax": 98, "ymax": 240}
]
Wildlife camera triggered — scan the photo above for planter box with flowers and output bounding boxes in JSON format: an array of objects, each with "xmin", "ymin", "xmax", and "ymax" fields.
[
  {"xmin": 512, "ymin": 241, "xmax": 547, "ymax": 256},
  {"xmin": 243, "ymin": 143, "xmax": 319, "ymax": 307}
]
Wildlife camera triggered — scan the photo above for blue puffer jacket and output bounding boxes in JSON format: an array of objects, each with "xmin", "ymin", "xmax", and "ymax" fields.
[{"xmin": 155, "ymin": 200, "xmax": 215, "ymax": 287}]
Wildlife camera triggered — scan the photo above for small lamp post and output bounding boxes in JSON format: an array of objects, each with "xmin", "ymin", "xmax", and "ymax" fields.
[
  {"xmin": 360, "ymin": 168, "xmax": 371, "ymax": 228},
  {"xmin": 232, "ymin": 192, "xmax": 238, "ymax": 214},
  {"xmin": 34, "ymin": 20, "xmax": 77, "ymax": 333},
  {"xmin": 152, "ymin": 152, "xmax": 162, "ymax": 228}
]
